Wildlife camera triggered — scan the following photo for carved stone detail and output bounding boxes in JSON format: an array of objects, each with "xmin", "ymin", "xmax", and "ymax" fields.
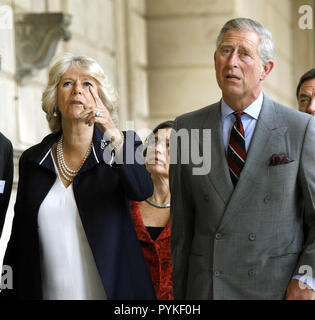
[{"xmin": 15, "ymin": 13, "xmax": 72, "ymax": 85}]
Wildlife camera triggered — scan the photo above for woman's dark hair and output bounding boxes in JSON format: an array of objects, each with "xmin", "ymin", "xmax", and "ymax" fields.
[{"xmin": 143, "ymin": 120, "xmax": 174, "ymax": 157}]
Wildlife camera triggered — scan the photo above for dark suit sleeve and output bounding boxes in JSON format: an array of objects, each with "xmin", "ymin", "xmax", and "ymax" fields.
[
  {"xmin": 0, "ymin": 139, "xmax": 13, "ymax": 237},
  {"xmin": 109, "ymin": 131, "xmax": 153, "ymax": 201},
  {"xmin": 0, "ymin": 150, "xmax": 27, "ymax": 299},
  {"xmin": 169, "ymin": 119, "xmax": 195, "ymax": 299},
  {"xmin": 295, "ymin": 116, "xmax": 315, "ymax": 278}
]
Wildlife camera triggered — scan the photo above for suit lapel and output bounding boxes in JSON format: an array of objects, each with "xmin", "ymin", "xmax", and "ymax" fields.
[
  {"xmin": 218, "ymin": 95, "xmax": 288, "ymax": 228},
  {"xmin": 200, "ymin": 102, "xmax": 234, "ymax": 205}
]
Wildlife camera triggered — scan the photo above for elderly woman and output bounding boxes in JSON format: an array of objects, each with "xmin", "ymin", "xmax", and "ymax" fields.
[
  {"xmin": 1, "ymin": 53, "xmax": 155, "ymax": 300},
  {"xmin": 130, "ymin": 120, "xmax": 174, "ymax": 300}
]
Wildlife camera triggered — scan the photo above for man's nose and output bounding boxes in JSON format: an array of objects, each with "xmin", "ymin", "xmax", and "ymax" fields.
[
  {"xmin": 307, "ymin": 97, "xmax": 315, "ymax": 115},
  {"xmin": 226, "ymin": 51, "xmax": 239, "ymax": 67}
]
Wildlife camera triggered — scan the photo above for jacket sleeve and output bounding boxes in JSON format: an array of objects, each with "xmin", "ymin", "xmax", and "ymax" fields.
[
  {"xmin": 169, "ymin": 119, "xmax": 195, "ymax": 300},
  {"xmin": 109, "ymin": 130, "xmax": 153, "ymax": 201},
  {"xmin": 295, "ymin": 116, "xmax": 315, "ymax": 280},
  {"xmin": 0, "ymin": 150, "xmax": 27, "ymax": 299},
  {"xmin": 0, "ymin": 139, "xmax": 13, "ymax": 237}
]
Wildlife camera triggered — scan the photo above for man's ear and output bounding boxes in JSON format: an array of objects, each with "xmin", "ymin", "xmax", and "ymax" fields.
[
  {"xmin": 260, "ymin": 60, "xmax": 274, "ymax": 81},
  {"xmin": 214, "ymin": 51, "xmax": 217, "ymax": 64}
]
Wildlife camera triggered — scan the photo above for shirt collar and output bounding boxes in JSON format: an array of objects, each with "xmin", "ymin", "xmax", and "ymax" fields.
[{"xmin": 221, "ymin": 91, "xmax": 263, "ymax": 120}]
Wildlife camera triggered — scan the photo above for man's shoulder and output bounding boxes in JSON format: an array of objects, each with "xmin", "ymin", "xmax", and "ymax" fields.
[
  {"xmin": 174, "ymin": 101, "xmax": 221, "ymax": 128},
  {"xmin": 265, "ymin": 96, "xmax": 311, "ymax": 127},
  {"xmin": 0, "ymin": 132, "xmax": 13, "ymax": 150}
]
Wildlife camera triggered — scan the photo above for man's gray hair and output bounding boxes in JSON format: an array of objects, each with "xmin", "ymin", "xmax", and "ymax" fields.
[{"xmin": 216, "ymin": 18, "xmax": 274, "ymax": 66}]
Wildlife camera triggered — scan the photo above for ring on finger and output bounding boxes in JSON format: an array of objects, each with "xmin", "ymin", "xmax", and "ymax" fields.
[{"xmin": 95, "ymin": 111, "xmax": 101, "ymax": 117}]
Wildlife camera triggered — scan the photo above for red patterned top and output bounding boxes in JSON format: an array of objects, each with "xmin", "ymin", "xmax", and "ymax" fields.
[{"xmin": 130, "ymin": 201, "xmax": 173, "ymax": 300}]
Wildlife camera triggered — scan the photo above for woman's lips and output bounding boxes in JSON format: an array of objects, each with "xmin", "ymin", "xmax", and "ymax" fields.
[
  {"xmin": 146, "ymin": 157, "xmax": 166, "ymax": 164},
  {"xmin": 70, "ymin": 101, "xmax": 84, "ymax": 105}
]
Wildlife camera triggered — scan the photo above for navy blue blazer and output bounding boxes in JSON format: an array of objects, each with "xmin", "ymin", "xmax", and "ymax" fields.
[
  {"xmin": 1, "ymin": 127, "xmax": 155, "ymax": 300},
  {"xmin": 0, "ymin": 132, "xmax": 13, "ymax": 237}
]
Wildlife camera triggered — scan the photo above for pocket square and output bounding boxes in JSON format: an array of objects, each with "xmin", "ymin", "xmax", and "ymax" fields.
[{"xmin": 269, "ymin": 153, "xmax": 294, "ymax": 166}]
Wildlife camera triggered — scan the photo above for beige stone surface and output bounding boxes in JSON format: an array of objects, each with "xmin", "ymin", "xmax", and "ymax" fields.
[
  {"xmin": 47, "ymin": 0, "xmax": 61, "ymax": 12},
  {"xmin": 67, "ymin": 0, "xmax": 114, "ymax": 52},
  {"xmin": 131, "ymin": 67, "xmax": 149, "ymax": 118},
  {"xmin": 0, "ymin": 29, "xmax": 14, "ymax": 74},
  {"xmin": 148, "ymin": 16, "xmax": 227, "ymax": 67},
  {"xmin": 266, "ymin": 51, "xmax": 295, "ymax": 105},
  {"xmin": 17, "ymin": 85, "xmax": 49, "ymax": 146},
  {"xmin": 30, "ymin": 0, "xmax": 47, "ymax": 12},
  {"xmin": 149, "ymin": 68, "xmax": 221, "ymax": 118},
  {"xmin": 268, "ymin": 0, "xmax": 292, "ymax": 22},
  {"xmin": 291, "ymin": 0, "xmax": 314, "ymax": 88},
  {"xmin": 0, "ymin": 77, "xmax": 17, "ymax": 142},
  {"xmin": 13, "ymin": 0, "xmax": 31, "ymax": 11},
  {"xmin": 147, "ymin": 0, "xmax": 235, "ymax": 16},
  {"xmin": 131, "ymin": 0, "xmax": 146, "ymax": 15},
  {"xmin": 130, "ymin": 12, "xmax": 147, "ymax": 65}
]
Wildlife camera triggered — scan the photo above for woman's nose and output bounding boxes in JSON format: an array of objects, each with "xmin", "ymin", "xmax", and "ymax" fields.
[{"xmin": 72, "ymin": 82, "xmax": 82, "ymax": 95}]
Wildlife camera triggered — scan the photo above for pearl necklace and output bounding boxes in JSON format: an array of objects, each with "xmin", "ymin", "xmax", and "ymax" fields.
[
  {"xmin": 56, "ymin": 135, "xmax": 92, "ymax": 182},
  {"xmin": 145, "ymin": 198, "xmax": 170, "ymax": 208}
]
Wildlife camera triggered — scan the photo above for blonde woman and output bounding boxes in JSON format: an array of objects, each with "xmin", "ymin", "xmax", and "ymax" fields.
[{"xmin": 1, "ymin": 53, "xmax": 154, "ymax": 300}]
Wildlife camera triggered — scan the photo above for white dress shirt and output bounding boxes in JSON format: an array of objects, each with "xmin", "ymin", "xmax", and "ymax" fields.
[
  {"xmin": 37, "ymin": 151, "xmax": 107, "ymax": 300},
  {"xmin": 221, "ymin": 92, "xmax": 263, "ymax": 153}
]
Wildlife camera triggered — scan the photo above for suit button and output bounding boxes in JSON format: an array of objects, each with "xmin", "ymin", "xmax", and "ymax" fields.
[
  {"xmin": 215, "ymin": 233, "xmax": 223, "ymax": 240},
  {"xmin": 248, "ymin": 269, "xmax": 256, "ymax": 277},
  {"xmin": 264, "ymin": 194, "xmax": 271, "ymax": 203},
  {"xmin": 204, "ymin": 194, "xmax": 209, "ymax": 201},
  {"xmin": 248, "ymin": 233, "xmax": 256, "ymax": 241},
  {"xmin": 214, "ymin": 271, "xmax": 222, "ymax": 277}
]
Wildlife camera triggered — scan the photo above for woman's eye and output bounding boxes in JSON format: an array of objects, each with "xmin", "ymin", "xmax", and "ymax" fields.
[
  {"xmin": 63, "ymin": 81, "xmax": 72, "ymax": 87},
  {"xmin": 84, "ymin": 81, "xmax": 93, "ymax": 87}
]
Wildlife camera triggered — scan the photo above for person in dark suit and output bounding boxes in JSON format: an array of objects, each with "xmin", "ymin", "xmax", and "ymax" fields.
[
  {"xmin": 1, "ymin": 53, "xmax": 155, "ymax": 300},
  {"xmin": 296, "ymin": 68, "xmax": 315, "ymax": 115},
  {"xmin": 170, "ymin": 18, "xmax": 315, "ymax": 300},
  {"xmin": 0, "ymin": 132, "xmax": 13, "ymax": 237}
]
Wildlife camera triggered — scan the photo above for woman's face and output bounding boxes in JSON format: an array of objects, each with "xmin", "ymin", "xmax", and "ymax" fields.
[
  {"xmin": 145, "ymin": 127, "xmax": 172, "ymax": 178},
  {"xmin": 57, "ymin": 67, "xmax": 98, "ymax": 120}
]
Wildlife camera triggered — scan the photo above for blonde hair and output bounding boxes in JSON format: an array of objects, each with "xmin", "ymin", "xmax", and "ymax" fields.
[{"xmin": 42, "ymin": 53, "xmax": 119, "ymax": 133}]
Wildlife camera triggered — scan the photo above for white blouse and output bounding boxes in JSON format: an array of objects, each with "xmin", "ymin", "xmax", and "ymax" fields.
[{"xmin": 37, "ymin": 152, "xmax": 107, "ymax": 300}]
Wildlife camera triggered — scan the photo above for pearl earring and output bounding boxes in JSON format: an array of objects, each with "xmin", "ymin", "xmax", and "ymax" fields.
[{"xmin": 53, "ymin": 107, "xmax": 59, "ymax": 117}]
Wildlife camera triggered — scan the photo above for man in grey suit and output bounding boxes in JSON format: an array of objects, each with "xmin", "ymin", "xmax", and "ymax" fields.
[{"xmin": 170, "ymin": 18, "xmax": 315, "ymax": 300}]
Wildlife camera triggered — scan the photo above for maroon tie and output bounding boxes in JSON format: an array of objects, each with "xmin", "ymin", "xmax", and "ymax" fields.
[{"xmin": 227, "ymin": 112, "xmax": 246, "ymax": 186}]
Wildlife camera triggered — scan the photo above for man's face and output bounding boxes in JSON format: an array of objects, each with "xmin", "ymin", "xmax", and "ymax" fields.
[
  {"xmin": 298, "ymin": 78, "xmax": 315, "ymax": 116},
  {"xmin": 214, "ymin": 29, "xmax": 272, "ymax": 108}
]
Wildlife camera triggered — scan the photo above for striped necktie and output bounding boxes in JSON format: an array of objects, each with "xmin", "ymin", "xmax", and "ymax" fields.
[{"xmin": 227, "ymin": 111, "xmax": 246, "ymax": 186}]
